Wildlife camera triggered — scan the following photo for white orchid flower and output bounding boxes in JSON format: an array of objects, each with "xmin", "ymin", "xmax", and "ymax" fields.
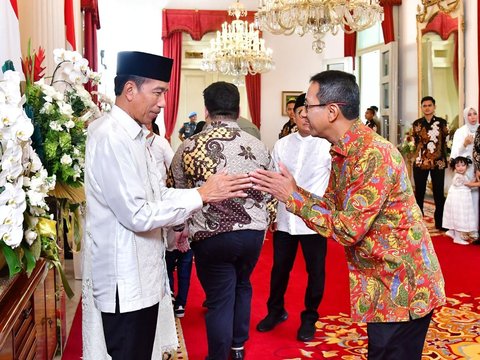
[
  {"xmin": 57, "ymin": 101, "xmax": 74, "ymax": 117},
  {"xmin": 24, "ymin": 229, "xmax": 38, "ymax": 245},
  {"xmin": 12, "ymin": 116, "xmax": 34, "ymax": 142},
  {"xmin": 60, "ymin": 154, "xmax": 73, "ymax": 165},
  {"xmin": 64, "ymin": 119, "xmax": 76, "ymax": 129},
  {"xmin": 26, "ymin": 189, "xmax": 46, "ymax": 208},
  {"xmin": 53, "ymin": 48, "xmax": 67, "ymax": 63},
  {"xmin": 49, "ymin": 121, "xmax": 63, "ymax": 131}
]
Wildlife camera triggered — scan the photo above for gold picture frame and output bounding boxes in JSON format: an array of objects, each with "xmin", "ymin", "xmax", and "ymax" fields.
[{"xmin": 281, "ymin": 91, "xmax": 302, "ymax": 116}]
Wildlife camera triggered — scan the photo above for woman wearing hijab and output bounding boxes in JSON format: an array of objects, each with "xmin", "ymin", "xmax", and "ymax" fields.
[{"xmin": 455, "ymin": 106, "xmax": 479, "ymax": 230}]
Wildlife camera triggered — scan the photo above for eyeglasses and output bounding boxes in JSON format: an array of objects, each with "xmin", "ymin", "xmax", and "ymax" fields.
[{"xmin": 303, "ymin": 101, "xmax": 346, "ymax": 113}]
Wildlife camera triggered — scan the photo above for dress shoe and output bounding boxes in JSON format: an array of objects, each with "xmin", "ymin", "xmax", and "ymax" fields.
[
  {"xmin": 230, "ymin": 348, "xmax": 244, "ymax": 360},
  {"xmin": 297, "ymin": 320, "xmax": 316, "ymax": 341},
  {"xmin": 256, "ymin": 311, "xmax": 288, "ymax": 332}
]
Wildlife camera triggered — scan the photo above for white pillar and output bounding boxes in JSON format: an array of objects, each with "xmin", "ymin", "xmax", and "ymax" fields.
[{"xmin": 18, "ymin": 0, "xmax": 66, "ymax": 77}]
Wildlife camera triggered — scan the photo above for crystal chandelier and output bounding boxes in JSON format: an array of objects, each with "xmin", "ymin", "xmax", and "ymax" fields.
[
  {"xmin": 255, "ymin": 0, "xmax": 384, "ymax": 53},
  {"xmin": 201, "ymin": 0, "xmax": 274, "ymax": 86}
]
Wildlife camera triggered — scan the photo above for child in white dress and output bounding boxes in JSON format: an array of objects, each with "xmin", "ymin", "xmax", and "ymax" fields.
[{"xmin": 443, "ymin": 156, "xmax": 480, "ymax": 244}]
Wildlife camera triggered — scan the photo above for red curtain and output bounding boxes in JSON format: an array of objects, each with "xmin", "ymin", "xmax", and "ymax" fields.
[
  {"xmin": 245, "ymin": 74, "xmax": 261, "ymax": 128},
  {"xmin": 344, "ymin": 1, "xmax": 401, "ymax": 58},
  {"xmin": 162, "ymin": 9, "xmax": 263, "ymax": 138},
  {"xmin": 381, "ymin": 4, "xmax": 395, "ymax": 44},
  {"xmin": 163, "ymin": 31, "xmax": 182, "ymax": 142},
  {"xmin": 81, "ymin": 0, "xmax": 100, "ymax": 94}
]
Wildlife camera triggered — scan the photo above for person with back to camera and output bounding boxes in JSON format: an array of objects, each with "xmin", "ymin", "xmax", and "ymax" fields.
[
  {"xmin": 249, "ymin": 70, "xmax": 446, "ymax": 360},
  {"xmin": 442, "ymin": 156, "xmax": 480, "ymax": 245},
  {"xmin": 256, "ymin": 93, "xmax": 331, "ymax": 342},
  {"xmin": 169, "ymin": 81, "xmax": 277, "ymax": 360},
  {"xmin": 83, "ymin": 51, "xmax": 252, "ymax": 360}
]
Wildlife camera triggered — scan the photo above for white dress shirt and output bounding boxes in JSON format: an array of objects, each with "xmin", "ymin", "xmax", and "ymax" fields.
[
  {"xmin": 85, "ymin": 105, "xmax": 203, "ymax": 313},
  {"xmin": 272, "ymin": 132, "xmax": 331, "ymax": 235},
  {"xmin": 147, "ymin": 133, "xmax": 174, "ymax": 183}
]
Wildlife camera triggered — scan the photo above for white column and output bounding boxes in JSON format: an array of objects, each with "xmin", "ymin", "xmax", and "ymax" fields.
[{"xmin": 18, "ymin": 0, "xmax": 66, "ymax": 77}]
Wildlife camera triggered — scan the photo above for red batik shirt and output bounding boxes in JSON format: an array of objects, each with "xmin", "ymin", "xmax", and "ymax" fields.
[{"xmin": 286, "ymin": 120, "xmax": 446, "ymax": 323}]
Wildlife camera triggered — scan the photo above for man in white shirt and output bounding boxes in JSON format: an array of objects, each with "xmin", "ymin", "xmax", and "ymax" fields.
[
  {"xmin": 256, "ymin": 93, "xmax": 331, "ymax": 341},
  {"xmin": 84, "ymin": 51, "xmax": 251, "ymax": 360}
]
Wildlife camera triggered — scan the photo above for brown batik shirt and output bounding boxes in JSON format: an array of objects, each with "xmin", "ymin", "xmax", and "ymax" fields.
[
  {"xmin": 412, "ymin": 116, "xmax": 449, "ymax": 170},
  {"xmin": 168, "ymin": 118, "xmax": 277, "ymax": 241}
]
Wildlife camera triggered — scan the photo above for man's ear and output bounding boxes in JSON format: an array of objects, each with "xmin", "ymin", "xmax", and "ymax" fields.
[
  {"xmin": 123, "ymin": 81, "xmax": 138, "ymax": 102},
  {"xmin": 327, "ymin": 103, "xmax": 340, "ymax": 123},
  {"xmin": 204, "ymin": 108, "xmax": 210, "ymax": 121}
]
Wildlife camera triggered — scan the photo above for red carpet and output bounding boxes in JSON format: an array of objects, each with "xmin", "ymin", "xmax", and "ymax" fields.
[
  {"xmin": 61, "ymin": 231, "xmax": 480, "ymax": 359},
  {"xmin": 62, "ymin": 299, "xmax": 82, "ymax": 360},
  {"xmin": 182, "ymin": 233, "xmax": 480, "ymax": 359},
  {"xmin": 182, "ymin": 233, "xmax": 350, "ymax": 359}
]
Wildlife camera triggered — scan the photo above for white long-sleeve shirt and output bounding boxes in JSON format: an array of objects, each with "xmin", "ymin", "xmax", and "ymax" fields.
[
  {"xmin": 85, "ymin": 105, "xmax": 202, "ymax": 313},
  {"xmin": 272, "ymin": 132, "xmax": 331, "ymax": 234}
]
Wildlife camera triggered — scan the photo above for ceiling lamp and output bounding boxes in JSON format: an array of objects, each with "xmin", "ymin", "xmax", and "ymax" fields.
[
  {"xmin": 255, "ymin": 0, "xmax": 384, "ymax": 53},
  {"xmin": 201, "ymin": 0, "xmax": 274, "ymax": 86}
]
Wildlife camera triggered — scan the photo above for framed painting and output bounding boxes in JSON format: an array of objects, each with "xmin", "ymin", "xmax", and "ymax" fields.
[{"xmin": 281, "ymin": 91, "xmax": 302, "ymax": 116}]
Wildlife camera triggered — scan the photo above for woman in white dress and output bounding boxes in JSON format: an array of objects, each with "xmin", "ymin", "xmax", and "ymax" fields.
[{"xmin": 449, "ymin": 106, "xmax": 479, "ymax": 230}]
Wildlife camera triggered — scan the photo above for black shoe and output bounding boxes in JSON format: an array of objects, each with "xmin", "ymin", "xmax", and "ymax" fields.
[
  {"xmin": 297, "ymin": 320, "xmax": 316, "ymax": 342},
  {"xmin": 230, "ymin": 348, "xmax": 244, "ymax": 360},
  {"xmin": 256, "ymin": 311, "xmax": 288, "ymax": 332}
]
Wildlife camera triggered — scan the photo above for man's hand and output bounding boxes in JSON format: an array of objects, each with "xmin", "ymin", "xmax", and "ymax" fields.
[
  {"xmin": 249, "ymin": 163, "xmax": 298, "ymax": 203},
  {"xmin": 197, "ymin": 170, "xmax": 251, "ymax": 203}
]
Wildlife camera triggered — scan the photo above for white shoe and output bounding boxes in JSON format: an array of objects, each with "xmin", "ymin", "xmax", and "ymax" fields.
[
  {"xmin": 453, "ymin": 237, "xmax": 469, "ymax": 245},
  {"xmin": 445, "ymin": 230, "xmax": 454, "ymax": 238}
]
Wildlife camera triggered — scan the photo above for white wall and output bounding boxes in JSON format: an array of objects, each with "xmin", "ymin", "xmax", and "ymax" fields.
[{"xmin": 96, "ymin": 0, "xmax": 479, "ymax": 149}]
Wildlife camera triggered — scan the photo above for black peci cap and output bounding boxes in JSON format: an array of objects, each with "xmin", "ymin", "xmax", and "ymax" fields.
[
  {"xmin": 116, "ymin": 51, "xmax": 173, "ymax": 82},
  {"xmin": 294, "ymin": 93, "xmax": 306, "ymax": 111}
]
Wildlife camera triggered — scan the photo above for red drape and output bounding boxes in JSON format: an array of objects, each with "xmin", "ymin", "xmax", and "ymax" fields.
[
  {"xmin": 162, "ymin": 9, "xmax": 263, "ymax": 139},
  {"xmin": 381, "ymin": 4, "xmax": 395, "ymax": 44},
  {"xmin": 163, "ymin": 31, "xmax": 182, "ymax": 142},
  {"xmin": 245, "ymin": 74, "xmax": 261, "ymax": 128},
  {"xmin": 344, "ymin": 1, "xmax": 401, "ymax": 58},
  {"xmin": 81, "ymin": 0, "xmax": 100, "ymax": 94},
  {"xmin": 344, "ymin": 32, "xmax": 357, "ymax": 65}
]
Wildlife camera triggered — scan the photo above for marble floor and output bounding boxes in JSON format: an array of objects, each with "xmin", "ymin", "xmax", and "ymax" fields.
[{"xmin": 55, "ymin": 259, "xmax": 82, "ymax": 359}]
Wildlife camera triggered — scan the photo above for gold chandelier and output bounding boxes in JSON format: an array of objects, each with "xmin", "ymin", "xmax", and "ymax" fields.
[
  {"xmin": 201, "ymin": 0, "xmax": 274, "ymax": 86},
  {"xmin": 255, "ymin": 0, "xmax": 384, "ymax": 53}
]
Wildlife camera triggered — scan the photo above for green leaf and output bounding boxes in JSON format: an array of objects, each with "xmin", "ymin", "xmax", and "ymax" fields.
[
  {"xmin": 30, "ymin": 235, "xmax": 42, "ymax": 260},
  {"xmin": 58, "ymin": 131, "xmax": 72, "ymax": 150},
  {"xmin": 0, "ymin": 241, "xmax": 22, "ymax": 277},
  {"xmin": 22, "ymin": 246, "xmax": 36, "ymax": 276}
]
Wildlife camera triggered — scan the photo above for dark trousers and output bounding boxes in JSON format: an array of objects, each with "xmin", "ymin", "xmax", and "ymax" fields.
[
  {"xmin": 367, "ymin": 311, "xmax": 433, "ymax": 360},
  {"xmin": 101, "ymin": 292, "xmax": 159, "ymax": 360},
  {"xmin": 267, "ymin": 231, "xmax": 327, "ymax": 322},
  {"xmin": 166, "ymin": 248, "xmax": 193, "ymax": 307},
  {"xmin": 191, "ymin": 230, "xmax": 264, "ymax": 360},
  {"xmin": 413, "ymin": 167, "xmax": 445, "ymax": 228}
]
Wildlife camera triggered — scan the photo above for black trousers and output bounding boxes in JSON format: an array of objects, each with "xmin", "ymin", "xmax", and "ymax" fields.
[
  {"xmin": 101, "ymin": 292, "xmax": 159, "ymax": 360},
  {"xmin": 267, "ymin": 231, "xmax": 327, "ymax": 322},
  {"xmin": 367, "ymin": 311, "xmax": 433, "ymax": 360},
  {"xmin": 191, "ymin": 230, "xmax": 264, "ymax": 360},
  {"xmin": 413, "ymin": 167, "xmax": 445, "ymax": 228}
]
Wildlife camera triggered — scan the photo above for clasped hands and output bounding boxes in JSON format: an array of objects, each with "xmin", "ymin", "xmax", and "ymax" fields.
[{"xmin": 196, "ymin": 163, "xmax": 297, "ymax": 204}]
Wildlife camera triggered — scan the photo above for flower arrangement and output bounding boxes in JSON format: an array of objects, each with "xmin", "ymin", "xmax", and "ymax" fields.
[
  {"xmin": 0, "ymin": 70, "xmax": 59, "ymax": 279},
  {"xmin": 398, "ymin": 131, "xmax": 416, "ymax": 157},
  {"xmin": 24, "ymin": 48, "xmax": 101, "ymax": 188}
]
